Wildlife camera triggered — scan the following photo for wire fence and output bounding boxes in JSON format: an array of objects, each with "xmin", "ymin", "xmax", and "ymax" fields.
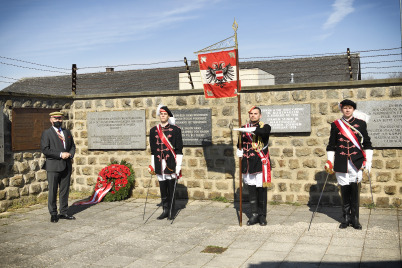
[{"xmin": 0, "ymin": 47, "xmax": 401, "ymax": 92}]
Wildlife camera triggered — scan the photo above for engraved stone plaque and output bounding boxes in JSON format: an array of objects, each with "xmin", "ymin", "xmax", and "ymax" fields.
[
  {"xmin": 357, "ymin": 100, "xmax": 402, "ymax": 147},
  {"xmin": 0, "ymin": 106, "xmax": 4, "ymax": 162},
  {"xmin": 259, "ymin": 104, "xmax": 311, "ymax": 133},
  {"xmin": 87, "ymin": 110, "xmax": 146, "ymax": 149},
  {"xmin": 173, "ymin": 109, "xmax": 212, "ymax": 146}
]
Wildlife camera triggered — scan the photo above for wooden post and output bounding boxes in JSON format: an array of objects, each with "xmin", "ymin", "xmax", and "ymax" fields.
[
  {"xmin": 72, "ymin": 64, "xmax": 77, "ymax": 95},
  {"xmin": 347, "ymin": 48, "xmax": 353, "ymax": 81},
  {"xmin": 184, "ymin": 57, "xmax": 194, "ymax": 89}
]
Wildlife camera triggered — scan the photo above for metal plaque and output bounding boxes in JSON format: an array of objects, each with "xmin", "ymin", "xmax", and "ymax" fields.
[{"xmin": 173, "ymin": 109, "xmax": 212, "ymax": 146}]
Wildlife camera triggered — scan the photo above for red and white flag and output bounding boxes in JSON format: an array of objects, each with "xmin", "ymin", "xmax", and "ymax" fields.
[{"xmin": 198, "ymin": 49, "xmax": 240, "ymax": 98}]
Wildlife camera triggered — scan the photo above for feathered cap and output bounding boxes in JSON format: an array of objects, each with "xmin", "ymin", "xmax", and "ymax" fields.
[{"xmin": 156, "ymin": 104, "xmax": 175, "ymax": 125}]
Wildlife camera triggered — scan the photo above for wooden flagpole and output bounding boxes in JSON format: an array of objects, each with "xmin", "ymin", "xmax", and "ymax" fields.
[{"xmin": 233, "ymin": 19, "xmax": 243, "ymax": 226}]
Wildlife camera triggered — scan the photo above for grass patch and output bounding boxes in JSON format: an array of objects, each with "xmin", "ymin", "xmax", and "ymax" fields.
[
  {"xmin": 285, "ymin": 201, "xmax": 301, "ymax": 206},
  {"xmin": 363, "ymin": 203, "xmax": 376, "ymax": 209},
  {"xmin": 201, "ymin": 245, "xmax": 227, "ymax": 254},
  {"xmin": 212, "ymin": 196, "xmax": 230, "ymax": 203},
  {"xmin": 269, "ymin": 200, "xmax": 281, "ymax": 205}
]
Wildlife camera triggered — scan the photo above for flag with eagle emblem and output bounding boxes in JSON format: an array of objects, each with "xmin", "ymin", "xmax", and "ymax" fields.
[{"xmin": 198, "ymin": 49, "xmax": 240, "ymax": 98}]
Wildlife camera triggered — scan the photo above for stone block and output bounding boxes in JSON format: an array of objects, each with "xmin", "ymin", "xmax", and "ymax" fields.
[
  {"xmin": 176, "ymin": 97, "xmax": 187, "ymax": 106},
  {"xmin": 291, "ymin": 139, "xmax": 303, "ymax": 147},
  {"xmin": 384, "ymin": 185, "xmax": 396, "ymax": 195},
  {"xmin": 23, "ymin": 152, "xmax": 33, "ymax": 160},
  {"xmin": 313, "ymin": 148, "xmax": 326, "ymax": 157},
  {"xmin": 81, "ymin": 167, "xmax": 93, "ymax": 175},
  {"xmin": 306, "ymin": 138, "xmax": 319, "ymax": 146},
  {"xmin": 269, "ymin": 148, "xmax": 280, "ymax": 157},
  {"xmin": 396, "ymin": 173, "xmax": 402, "ymax": 182},
  {"xmin": 296, "ymin": 148, "xmax": 311, "ymax": 157},
  {"xmin": 36, "ymin": 170, "xmax": 47, "ymax": 182},
  {"xmin": 292, "ymin": 90, "xmax": 307, "ymax": 101},
  {"xmin": 372, "ymin": 160, "xmax": 383, "ymax": 169},
  {"xmin": 382, "ymin": 150, "xmax": 397, "ymax": 158},
  {"xmin": 187, "ymin": 180, "xmax": 201, "ymax": 188},
  {"xmin": 297, "ymin": 171, "xmax": 309, "ymax": 180},
  {"xmin": 222, "ymin": 106, "xmax": 234, "ymax": 116},
  {"xmin": 203, "ymin": 181, "xmax": 213, "ymax": 190},
  {"xmin": 297, "ymin": 195, "xmax": 309, "ymax": 204},
  {"xmin": 6, "ymin": 187, "xmax": 20, "ymax": 199},
  {"xmin": 194, "ymin": 169, "xmax": 206, "ymax": 180},
  {"xmin": 23, "ymin": 172, "xmax": 35, "ymax": 184},
  {"xmin": 29, "ymin": 160, "xmax": 39, "ymax": 171},
  {"xmin": 376, "ymin": 172, "xmax": 392, "ymax": 182},
  {"xmin": 376, "ymin": 197, "xmax": 389, "ymax": 207},
  {"xmin": 278, "ymin": 183, "xmax": 287, "ymax": 192},
  {"xmin": 283, "ymin": 148, "xmax": 293, "ymax": 157},
  {"xmin": 10, "ymin": 175, "xmax": 24, "ymax": 187},
  {"xmin": 302, "ymin": 159, "xmax": 317, "ymax": 168},
  {"xmin": 390, "ymin": 86, "xmax": 401, "ymax": 97},
  {"xmin": 370, "ymin": 88, "xmax": 385, "ymax": 97},
  {"xmin": 290, "ymin": 183, "xmax": 302, "ymax": 192},
  {"xmin": 105, "ymin": 99, "xmax": 114, "ymax": 108},
  {"xmin": 20, "ymin": 186, "xmax": 29, "ymax": 196},
  {"xmin": 29, "ymin": 183, "xmax": 42, "ymax": 195},
  {"xmin": 14, "ymin": 153, "xmax": 23, "ymax": 161},
  {"xmin": 385, "ymin": 160, "xmax": 400, "ymax": 169},
  {"xmin": 216, "ymin": 181, "xmax": 228, "ymax": 190},
  {"xmin": 272, "ymin": 194, "xmax": 282, "ymax": 201},
  {"xmin": 289, "ymin": 159, "xmax": 299, "ymax": 169},
  {"xmin": 0, "ymin": 190, "xmax": 6, "ymax": 200},
  {"xmin": 17, "ymin": 162, "xmax": 30, "ymax": 174},
  {"xmin": 188, "ymin": 159, "xmax": 198, "ymax": 167},
  {"xmin": 273, "ymin": 170, "xmax": 292, "ymax": 180},
  {"xmin": 192, "ymin": 190, "xmax": 205, "ymax": 199},
  {"xmin": 208, "ymin": 192, "xmax": 222, "ymax": 199}
]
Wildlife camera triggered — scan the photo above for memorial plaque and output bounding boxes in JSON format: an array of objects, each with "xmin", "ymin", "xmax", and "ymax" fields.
[
  {"xmin": 173, "ymin": 109, "xmax": 212, "ymax": 146},
  {"xmin": 0, "ymin": 106, "xmax": 4, "ymax": 162},
  {"xmin": 11, "ymin": 108, "xmax": 58, "ymax": 151},
  {"xmin": 357, "ymin": 100, "xmax": 402, "ymax": 147},
  {"xmin": 87, "ymin": 110, "xmax": 146, "ymax": 149},
  {"xmin": 259, "ymin": 104, "xmax": 311, "ymax": 133}
]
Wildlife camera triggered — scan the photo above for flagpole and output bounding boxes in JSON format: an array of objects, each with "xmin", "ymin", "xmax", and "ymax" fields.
[{"xmin": 233, "ymin": 19, "xmax": 243, "ymax": 227}]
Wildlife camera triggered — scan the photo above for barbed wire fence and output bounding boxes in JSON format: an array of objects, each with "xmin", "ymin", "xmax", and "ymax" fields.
[{"xmin": 0, "ymin": 47, "xmax": 401, "ymax": 93}]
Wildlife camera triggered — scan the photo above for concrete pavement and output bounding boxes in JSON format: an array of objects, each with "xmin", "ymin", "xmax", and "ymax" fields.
[{"xmin": 0, "ymin": 199, "xmax": 401, "ymax": 268}]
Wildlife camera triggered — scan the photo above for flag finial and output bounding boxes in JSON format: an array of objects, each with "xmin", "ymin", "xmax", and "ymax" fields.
[{"xmin": 232, "ymin": 19, "xmax": 238, "ymax": 33}]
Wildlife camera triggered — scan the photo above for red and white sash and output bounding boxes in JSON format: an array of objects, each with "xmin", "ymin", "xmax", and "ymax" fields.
[
  {"xmin": 245, "ymin": 123, "xmax": 271, "ymax": 186},
  {"xmin": 156, "ymin": 124, "xmax": 181, "ymax": 178},
  {"xmin": 73, "ymin": 182, "xmax": 113, "ymax": 205},
  {"xmin": 334, "ymin": 119, "xmax": 366, "ymax": 160}
]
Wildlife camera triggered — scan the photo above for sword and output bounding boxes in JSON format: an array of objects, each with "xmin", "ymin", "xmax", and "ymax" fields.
[
  {"xmin": 308, "ymin": 173, "xmax": 330, "ymax": 231},
  {"xmin": 367, "ymin": 170, "xmax": 374, "ymax": 206},
  {"xmin": 169, "ymin": 176, "xmax": 178, "ymax": 222},
  {"xmin": 143, "ymin": 171, "xmax": 154, "ymax": 220}
]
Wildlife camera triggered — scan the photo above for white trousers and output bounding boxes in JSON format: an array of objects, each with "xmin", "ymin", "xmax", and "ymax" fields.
[
  {"xmin": 243, "ymin": 172, "xmax": 263, "ymax": 187},
  {"xmin": 336, "ymin": 159, "xmax": 362, "ymax": 186}
]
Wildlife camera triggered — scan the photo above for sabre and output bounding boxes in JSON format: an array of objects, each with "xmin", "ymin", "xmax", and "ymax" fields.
[
  {"xmin": 308, "ymin": 173, "xmax": 330, "ymax": 231},
  {"xmin": 367, "ymin": 170, "xmax": 374, "ymax": 206},
  {"xmin": 143, "ymin": 165, "xmax": 155, "ymax": 220},
  {"xmin": 169, "ymin": 176, "xmax": 178, "ymax": 222}
]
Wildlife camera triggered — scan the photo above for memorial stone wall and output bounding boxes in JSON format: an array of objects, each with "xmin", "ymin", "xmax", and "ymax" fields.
[{"xmin": 0, "ymin": 80, "xmax": 401, "ymax": 212}]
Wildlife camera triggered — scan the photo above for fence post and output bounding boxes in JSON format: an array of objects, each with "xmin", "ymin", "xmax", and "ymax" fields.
[
  {"xmin": 184, "ymin": 57, "xmax": 194, "ymax": 89},
  {"xmin": 347, "ymin": 48, "xmax": 353, "ymax": 81},
  {"xmin": 72, "ymin": 64, "xmax": 77, "ymax": 95}
]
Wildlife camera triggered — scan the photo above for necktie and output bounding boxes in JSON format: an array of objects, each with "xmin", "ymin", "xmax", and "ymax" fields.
[{"xmin": 57, "ymin": 129, "xmax": 65, "ymax": 143}]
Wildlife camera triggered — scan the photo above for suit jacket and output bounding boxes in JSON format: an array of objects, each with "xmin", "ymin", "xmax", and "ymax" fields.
[
  {"xmin": 326, "ymin": 117, "xmax": 372, "ymax": 173},
  {"xmin": 41, "ymin": 127, "xmax": 76, "ymax": 172}
]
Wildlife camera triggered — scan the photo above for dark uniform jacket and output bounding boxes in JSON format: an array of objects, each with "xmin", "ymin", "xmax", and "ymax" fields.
[
  {"xmin": 238, "ymin": 122, "xmax": 271, "ymax": 174},
  {"xmin": 150, "ymin": 124, "xmax": 183, "ymax": 175},
  {"xmin": 326, "ymin": 117, "xmax": 372, "ymax": 173},
  {"xmin": 41, "ymin": 127, "xmax": 75, "ymax": 172}
]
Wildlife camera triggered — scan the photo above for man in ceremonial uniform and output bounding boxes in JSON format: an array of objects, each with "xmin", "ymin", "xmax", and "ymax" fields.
[
  {"xmin": 326, "ymin": 99, "xmax": 373, "ymax": 230},
  {"xmin": 236, "ymin": 106, "xmax": 271, "ymax": 226},
  {"xmin": 149, "ymin": 105, "xmax": 183, "ymax": 220},
  {"xmin": 41, "ymin": 111, "xmax": 76, "ymax": 223}
]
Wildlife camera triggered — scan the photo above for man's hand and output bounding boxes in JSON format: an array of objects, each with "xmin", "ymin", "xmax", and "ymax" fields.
[{"xmin": 61, "ymin": 152, "xmax": 71, "ymax": 159}]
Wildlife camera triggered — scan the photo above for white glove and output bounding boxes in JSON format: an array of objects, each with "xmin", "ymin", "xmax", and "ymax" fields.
[
  {"xmin": 233, "ymin": 127, "xmax": 256, "ymax": 133},
  {"xmin": 151, "ymin": 155, "xmax": 155, "ymax": 169},
  {"xmin": 365, "ymin": 149, "xmax": 373, "ymax": 173},
  {"xmin": 176, "ymin": 154, "xmax": 183, "ymax": 176},
  {"xmin": 236, "ymin": 149, "xmax": 243, "ymax": 157}
]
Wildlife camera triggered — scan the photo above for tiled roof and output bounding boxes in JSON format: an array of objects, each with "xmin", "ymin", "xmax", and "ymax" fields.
[{"xmin": 2, "ymin": 54, "xmax": 359, "ymax": 96}]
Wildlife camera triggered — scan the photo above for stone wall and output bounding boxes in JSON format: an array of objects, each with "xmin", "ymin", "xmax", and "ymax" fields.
[{"xmin": 0, "ymin": 79, "xmax": 401, "ymax": 212}]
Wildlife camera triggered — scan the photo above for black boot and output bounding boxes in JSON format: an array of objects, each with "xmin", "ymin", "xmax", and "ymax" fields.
[
  {"xmin": 167, "ymin": 179, "xmax": 176, "ymax": 220},
  {"xmin": 157, "ymin": 181, "xmax": 169, "ymax": 220},
  {"xmin": 350, "ymin": 182, "xmax": 362, "ymax": 230},
  {"xmin": 247, "ymin": 185, "xmax": 259, "ymax": 226},
  {"xmin": 257, "ymin": 187, "xmax": 268, "ymax": 226},
  {"xmin": 339, "ymin": 185, "xmax": 351, "ymax": 229}
]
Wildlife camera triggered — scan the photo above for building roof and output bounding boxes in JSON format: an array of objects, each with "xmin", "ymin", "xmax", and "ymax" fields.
[{"xmin": 2, "ymin": 54, "xmax": 359, "ymax": 96}]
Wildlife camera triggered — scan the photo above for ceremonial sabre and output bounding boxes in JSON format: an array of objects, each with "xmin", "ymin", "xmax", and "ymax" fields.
[
  {"xmin": 308, "ymin": 173, "xmax": 330, "ymax": 231},
  {"xmin": 169, "ymin": 176, "xmax": 178, "ymax": 221},
  {"xmin": 143, "ymin": 166, "xmax": 154, "ymax": 220},
  {"xmin": 367, "ymin": 170, "xmax": 374, "ymax": 205}
]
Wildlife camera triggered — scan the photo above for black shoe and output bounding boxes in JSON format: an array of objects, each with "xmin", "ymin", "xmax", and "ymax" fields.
[
  {"xmin": 157, "ymin": 208, "xmax": 169, "ymax": 220},
  {"xmin": 50, "ymin": 215, "xmax": 58, "ymax": 223},
  {"xmin": 351, "ymin": 217, "xmax": 362, "ymax": 230},
  {"xmin": 259, "ymin": 215, "xmax": 267, "ymax": 226},
  {"xmin": 58, "ymin": 214, "xmax": 76, "ymax": 220},
  {"xmin": 247, "ymin": 213, "xmax": 259, "ymax": 226},
  {"xmin": 339, "ymin": 215, "xmax": 350, "ymax": 229}
]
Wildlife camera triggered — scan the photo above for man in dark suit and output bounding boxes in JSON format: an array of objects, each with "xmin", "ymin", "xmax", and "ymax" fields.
[{"xmin": 41, "ymin": 111, "xmax": 76, "ymax": 223}]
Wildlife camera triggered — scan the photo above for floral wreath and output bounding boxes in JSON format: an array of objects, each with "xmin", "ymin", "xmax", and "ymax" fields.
[{"xmin": 95, "ymin": 160, "xmax": 135, "ymax": 202}]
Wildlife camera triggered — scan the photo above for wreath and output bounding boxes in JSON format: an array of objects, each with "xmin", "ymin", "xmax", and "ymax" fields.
[{"xmin": 95, "ymin": 160, "xmax": 135, "ymax": 202}]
